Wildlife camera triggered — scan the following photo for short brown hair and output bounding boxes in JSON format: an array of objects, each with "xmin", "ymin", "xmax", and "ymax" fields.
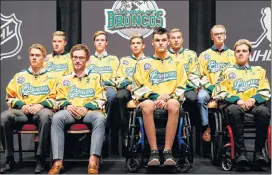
[
  {"xmin": 28, "ymin": 43, "xmax": 47, "ymax": 58},
  {"xmin": 234, "ymin": 39, "xmax": 252, "ymax": 53},
  {"xmin": 52, "ymin": 31, "xmax": 66, "ymax": 41},
  {"xmin": 170, "ymin": 28, "xmax": 183, "ymax": 36},
  {"xmin": 210, "ymin": 24, "xmax": 226, "ymax": 36},
  {"xmin": 152, "ymin": 27, "xmax": 169, "ymax": 39},
  {"xmin": 70, "ymin": 44, "xmax": 91, "ymax": 60},
  {"xmin": 93, "ymin": 31, "xmax": 108, "ymax": 41},
  {"xmin": 130, "ymin": 33, "xmax": 144, "ymax": 44}
]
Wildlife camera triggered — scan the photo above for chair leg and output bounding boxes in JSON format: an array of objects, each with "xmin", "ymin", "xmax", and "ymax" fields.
[{"xmin": 17, "ymin": 133, "xmax": 23, "ymax": 163}]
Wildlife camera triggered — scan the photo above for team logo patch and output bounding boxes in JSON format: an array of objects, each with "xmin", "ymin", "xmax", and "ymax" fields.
[
  {"xmin": 228, "ymin": 72, "xmax": 236, "ymax": 80},
  {"xmin": 144, "ymin": 63, "xmax": 151, "ymax": 70},
  {"xmin": 123, "ymin": 60, "xmax": 129, "ymax": 65},
  {"xmin": 204, "ymin": 54, "xmax": 210, "ymax": 60},
  {"xmin": 63, "ymin": 80, "xmax": 71, "ymax": 86},
  {"xmin": 17, "ymin": 76, "xmax": 25, "ymax": 84}
]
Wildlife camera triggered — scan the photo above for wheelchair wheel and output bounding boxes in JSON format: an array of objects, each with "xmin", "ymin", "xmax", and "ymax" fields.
[
  {"xmin": 176, "ymin": 158, "xmax": 191, "ymax": 173},
  {"xmin": 221, "ymin": 158, "xmax": 232, "ymax": 171},
  {"xmin": 184, "ymin": 113, "xmax": 194, "ymax": 163},
  {"xmin": 126, "ymin": 158, "xmax": 140, "ymax": 173},
  {"xmin": 211, "ymin": 111, "xmax": 223, "ymax": 165}
]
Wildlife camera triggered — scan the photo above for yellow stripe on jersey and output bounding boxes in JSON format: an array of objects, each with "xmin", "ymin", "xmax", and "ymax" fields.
[
  {"xmin": 6, "ymin": 68, "xmax": 57, "ymax": 109},
  {"xmin": 199, "ymin": 46, "xmax": 236, "ymax": 94},
  {"xmin": 213, "ymin": 65, "xmax": 271, "ymax": 104},
  {"xmin": 132, "ymin": 56, "xmax": 187, "ymax": 103},
  {"xmin": 86, "ymin": 54, "xmax": 119, "ymax": 87},
  {"xmin": 44, "ymin": 52, "xmax": 73, "ymax": 77}
]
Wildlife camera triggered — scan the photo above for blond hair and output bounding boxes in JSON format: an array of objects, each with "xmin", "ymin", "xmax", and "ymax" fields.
[
  {"xmin": 93, "ymin": 31, "xmax": 108, "ymax": 41},
  {"xmin": 170, "ymin": 28, "xmax": 183, "ymax": 36},
  {"xmin": 210, "ymin": 24, "xmax": 226, "ymax": 36},
  {"xmin": 234, "ymin": 39, "xmax": 252, "ymax": 52},
  {"xmin": 28, "ymin": 43, "xmax": 47, "ymax": 58},
  {"xmin": 130, "ymin": 33, "xmax": 144, "ymax": 44},
  {"xmin": 52, "ymin": 31, "xmax": 66, "ymax": 41},
  {"xmin": 70, "ymin": 44, "xmax": 91, "ymax": 60}
]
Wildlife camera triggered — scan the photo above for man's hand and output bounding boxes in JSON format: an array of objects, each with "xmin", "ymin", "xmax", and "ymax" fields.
[
  {"xmin": 67, "ymin": 105, "xmax": 81, "ymax": 117},
  {"xmin": 126, "ymin": 85, "xmax": 133, "ymax": 92},
  {"xmin": 155, "ymin": 99, "xmax": 167, "ymax": 109},
  {"xmin": 76, "ymin": 107, "xmax": 88, "ymax": 117},
  {"xmin": 245, "ymin": 98, "xmax": 256, "ymax": 111},
  {"xmin": 237, "ymin": 100, "xmax": 246, "ymax": 110},
  {"xmin": 157, "ymin": 94, "xmax": 170, "ymax": 102},
  {"xmin": 28, "ymin": 104, "xmax": 44, "ymax": 115},
  {"xmin": 21, "ymin": 104, "xmax": 32, "ymax": 114}
]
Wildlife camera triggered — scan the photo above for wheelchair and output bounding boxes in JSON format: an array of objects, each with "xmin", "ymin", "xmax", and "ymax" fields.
[
  {"xmin": 125, "ymin": 100, "xmax": 194, "ymax": 173},
  {"xmin": 209, "ymin": 103, "xmax": 271, "ymax": 171}
]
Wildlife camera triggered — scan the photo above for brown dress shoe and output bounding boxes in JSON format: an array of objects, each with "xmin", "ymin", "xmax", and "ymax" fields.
[
  {"xmin": 48, "ymin": 161, "xmax": 64, "ymax": 174},
  {"xmin": 88, "ymin": 163, "xmax": 98, "ymax": 174},
  {"xmin": 202, "ymin": 127, "xmax": 211, "ymax": 142}
]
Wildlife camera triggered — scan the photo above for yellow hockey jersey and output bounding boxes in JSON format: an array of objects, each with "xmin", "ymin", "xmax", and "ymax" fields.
[
  {"xmin": 44, "ymin": 51, "xmax": 73, "ymax": 77},
  {"xmin": 6, "ymin": 68, "xmax": 57, "ymax": 109},
  {"xmin": 213, "ymin": 65, "xmax": 271, "ymax": 104},
  {"xmin": 116, "ymin": 54, "xmax": 146, "ymax": 89},
  {"xmin": 86, "ymin": 52, "xmax": 119, "ymax": 87},
  {"xmin": 199, "ymin": 46, "xmax": 236, "ymax": 94},
  {"xmin": 132, "ymin": 56, "xmax": 187, "ymax": 103},
  {"xmin": 168, "ymin": 47, "xmax": 200, "ymax": 90},
  {"xmin": 56, "ymin": 70, "xmax": 106, "ymax": 114}
]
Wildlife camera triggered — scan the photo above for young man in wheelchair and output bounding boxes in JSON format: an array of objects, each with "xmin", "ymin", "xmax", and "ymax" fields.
[
  {"xmin": 132, "ymin": 27, "xmax": 188, "ymax": 166},
  {"xmin": 213, "ymin": 39, "xmax": 271, "ymax": 166}
]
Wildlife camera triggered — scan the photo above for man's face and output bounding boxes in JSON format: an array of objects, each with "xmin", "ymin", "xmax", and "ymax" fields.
[
  {"xmin": 130, "ymin": 38, "xmax": 145, "ymax": 57},
  {"xmin": 71, "ymin": 50, "xmax": 88, "ymax": 71},
  {"xmin": 52, "ymin": 36, "xmax": 66, "ymax": 54},
  {"xmin": 29, "ymin": 48, "xmax": 45, "ymax": 69},
  {"xmin": 94, "ymin": 34, "xmax": 107, "ymax": 52},
  {"xmin": 211, "ymin": 27, "xmax": 226, "ymax": 45},
  {"xmin": 152, "ymin": 34, "xmax": 169, "ymax": 54},
  {"xmin": 235, "ymin": 44, "xmax": 250, "ymax": 66},
  {"xmin": 169, "ymin": 31, "xmax": 183, "ymax": 50}
]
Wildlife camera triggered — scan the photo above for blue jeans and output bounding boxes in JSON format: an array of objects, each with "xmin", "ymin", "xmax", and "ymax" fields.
[
  {"xmin": 106, "ymin": 87, "xmax": 117, "ymax": 124},
  {"xmin": 197, "ymin": 89, "xmax": 210, "ymax": 126}
]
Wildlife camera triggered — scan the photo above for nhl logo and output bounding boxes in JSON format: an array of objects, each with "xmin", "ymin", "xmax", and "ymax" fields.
[{"xmin": 1, "ymin": 13, "xmax": 23, "ymax": 60}]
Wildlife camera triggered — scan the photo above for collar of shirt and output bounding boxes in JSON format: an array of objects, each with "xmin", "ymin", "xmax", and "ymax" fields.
[
  {"xmin": 131, "ymin": 53, "xmax": 145, "ymax": 60},
  {"xmin": 168, "ymin": 47, "xmax": 184, "ymax": 54},
  {"xmin": 94, "ymin": 51, "xmax": 108, "ymax": 58},
  {"xmin": 52, "ymin": 50, "xmax": 68, "ymax": 57},
  {"xmin": 235, "ymin": 64, "xmax": 251, "ymax": 70},
  {"xmin": 27, "ymin": 67, "xmax": 47, "ymax": 76},
  {"xmin": 211, "ymin": 45, "xmax": 228, "ymax": 52},
  {"xmin": 71, "ymin": 69, "xmax": 89, "ymax": 78}
]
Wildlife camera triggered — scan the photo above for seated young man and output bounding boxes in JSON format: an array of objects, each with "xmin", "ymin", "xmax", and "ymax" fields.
[
  {"xmin": 49, "ymin": 44, "xmax": 106, "ymax": 174},
  {"xmin": 1, "ymin": 44, "xmax": 57, "ymax": 174},
  {"xmin": 213, "ymin": 39, "xmax": 271, "ymax": 165},
  {"xmin": 132, "ymin": 27, "xmax": 188, "ymax": 166}
]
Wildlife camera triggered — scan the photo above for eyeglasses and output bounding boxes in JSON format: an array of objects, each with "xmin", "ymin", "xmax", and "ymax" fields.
[
  {"xmin": 72, "ymin": 56, "xmax": 86, "ymax": 61},
  {"xmin": 213, "ymin": 32, "xmax": 225, "ymax": 37}
]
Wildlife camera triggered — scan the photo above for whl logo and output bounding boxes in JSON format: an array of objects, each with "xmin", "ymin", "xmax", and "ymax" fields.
[
  {"xmin": 1, "ymin": 13, "xmax": 23, "ymax": 60},
  {"xmin": 250, "ymin": 7, "xmax": 271, "ymax": 62},
  {"xmin": 105, "ymin": 0, "xmax": 166, "ymax": 40}
]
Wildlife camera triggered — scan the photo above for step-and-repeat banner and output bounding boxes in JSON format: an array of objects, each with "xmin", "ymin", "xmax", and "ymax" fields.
[
  {"xmin": 216, "ymin": 1, "xmax": 271, "ymax": 108},
  {"xmin": 1, "ymin": 1, "xmax": 56, "ymax": 150},
  {"xmin": 82, "ymin": 1, "xmax": 189, "ymax": 58}
]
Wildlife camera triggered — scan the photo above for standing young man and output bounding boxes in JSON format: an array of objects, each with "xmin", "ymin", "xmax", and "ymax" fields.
[
  {"xmin": 168, "ymin": 28, "xmax": 200, "ymax": 125},
  {"xmin": 133, "ymin": 27, "xmax": 187, "ymax": 166},
  {"xmin": 198, "ymin": 25, "xmax": 236, "ymax": 141},
  {"xmin": 49, "ymin": 44, "xmax": 106, "ymax": 174},
  {"xmin": 0, "ymin": 44, "xmax": 57, "ymax": 174},
  {"xmin": 44, "ymin": 31, "xmax": 73, "ymax": 77},
  {"xmin": 213, "ymin": 39, "xmax": 271, "ymax": 165}
]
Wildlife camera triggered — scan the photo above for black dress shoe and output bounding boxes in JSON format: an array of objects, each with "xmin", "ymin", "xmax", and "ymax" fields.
[
  {"xmin": 0, "ymin": 160, "xmax": 15, "ymax": 174},
  {"xmin": 34, "ymin": 160, "xmax": 45, "ymax": 174},
  {"xmin": 254, "ymin": 152, "xmax": 267, "ymax": 166},
  {"xmin": 236, "ymin": 152, "xmax": 249, "ymax": 165}
]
